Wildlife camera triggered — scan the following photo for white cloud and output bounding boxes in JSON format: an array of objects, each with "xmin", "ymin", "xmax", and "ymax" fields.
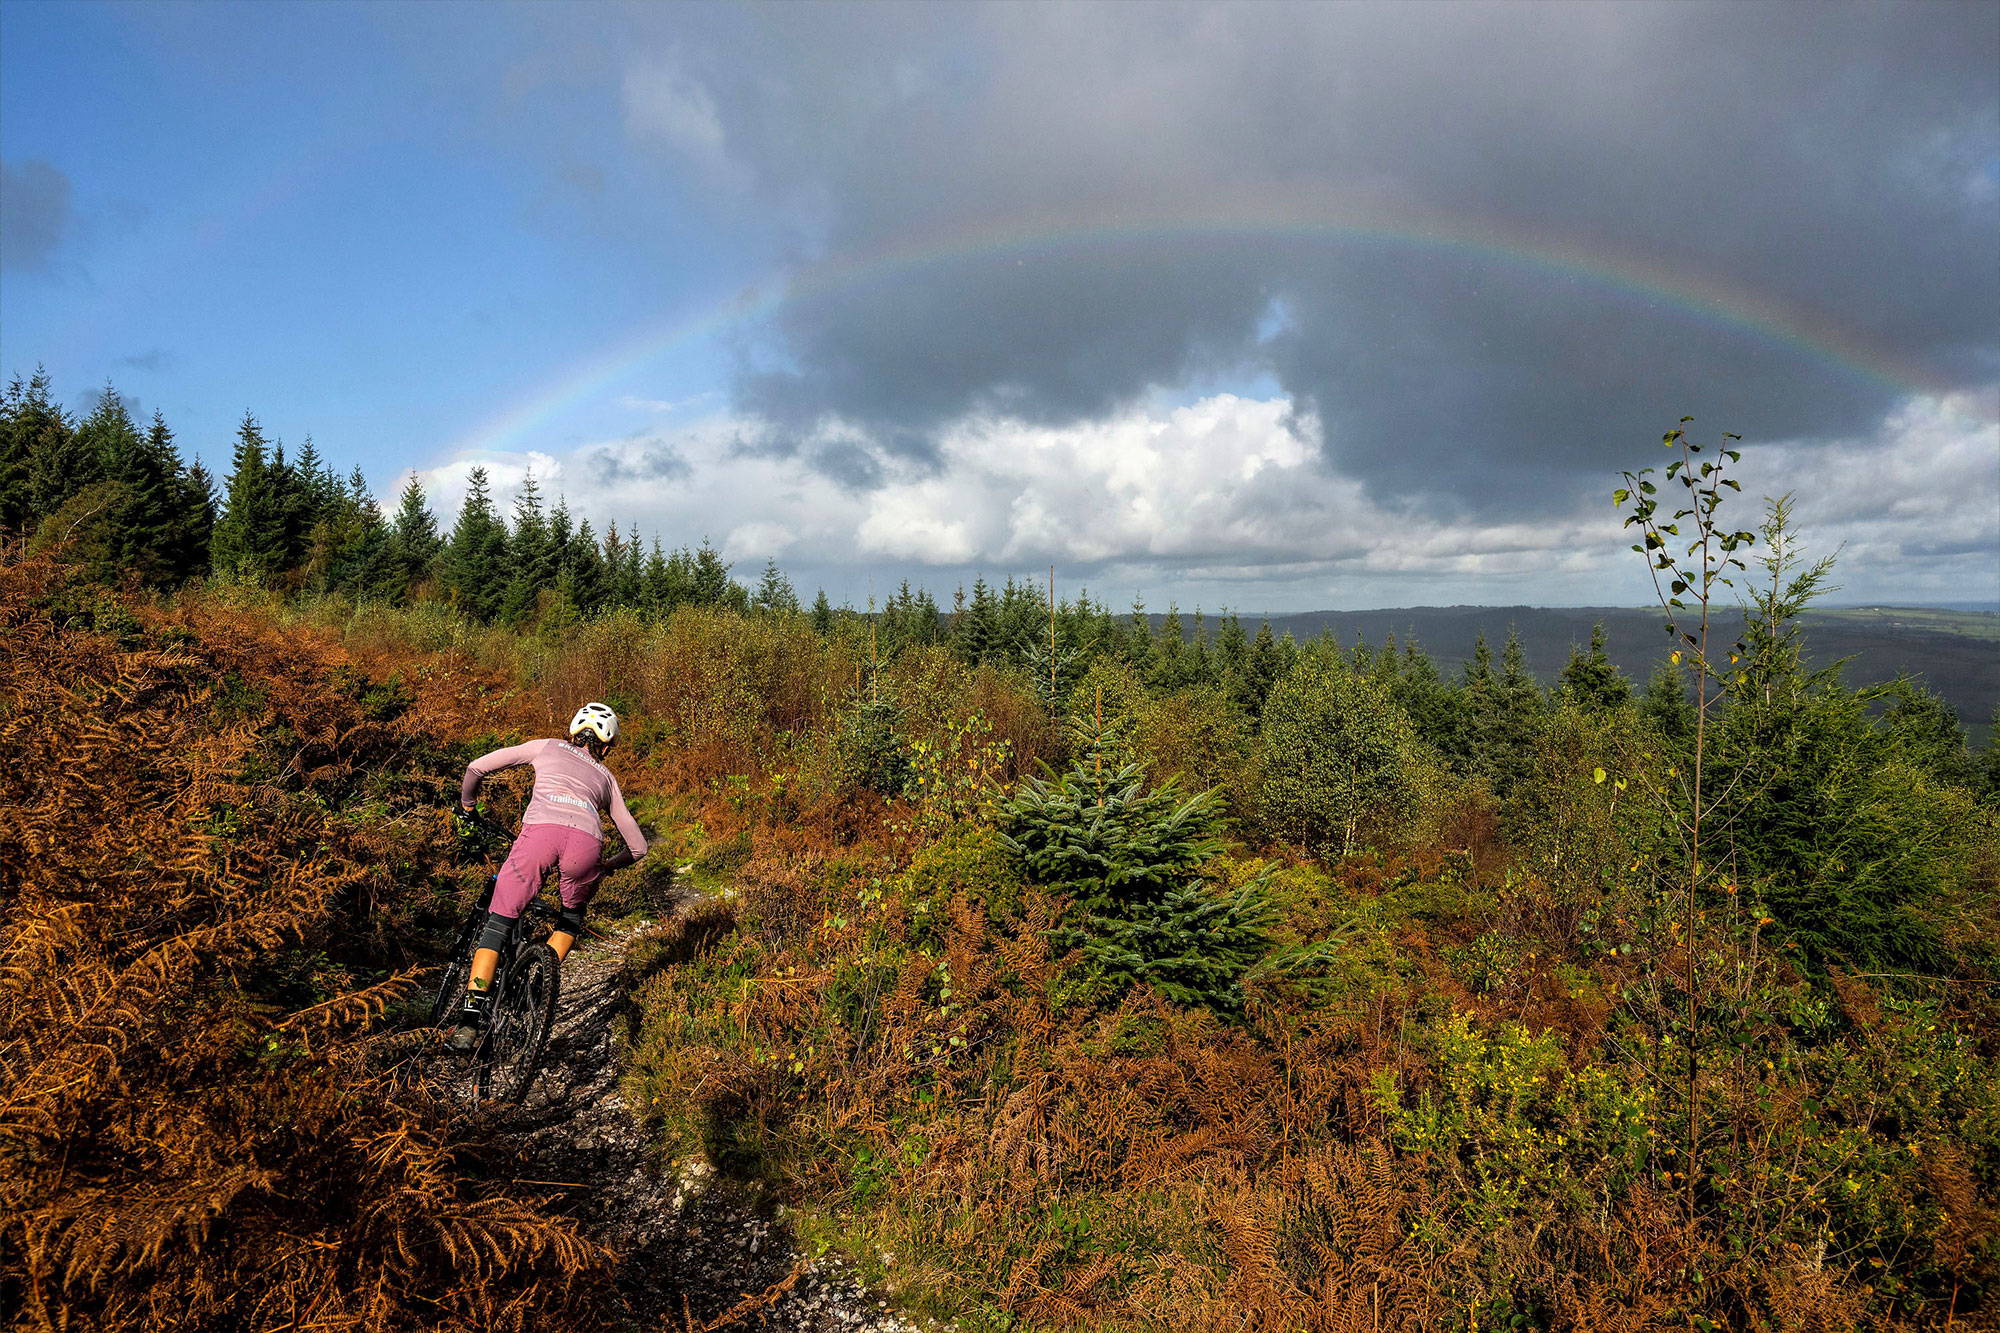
[{"xmin": 410, "ymin": 387, "xmax": 1997, "ymax": 610}]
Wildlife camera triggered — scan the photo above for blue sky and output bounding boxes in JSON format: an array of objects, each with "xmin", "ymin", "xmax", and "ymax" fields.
[
  {"xmin": 5, "ymin": 1, "xmax": 1996, "ymax": 610},
  {"xmin": 2, "ymin": 3, "xmax": 750, "ymax": 464}
]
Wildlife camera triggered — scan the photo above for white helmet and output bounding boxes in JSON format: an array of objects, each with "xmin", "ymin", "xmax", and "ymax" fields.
[{"xmin": 568, "ymin": 702, "xmax": 619, "ymax": 746}]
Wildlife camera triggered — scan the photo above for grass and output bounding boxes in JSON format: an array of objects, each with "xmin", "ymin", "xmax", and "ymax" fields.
[{"xmin": 1805, "ymin": 606, "xmax": 2000, "ymax": 641}]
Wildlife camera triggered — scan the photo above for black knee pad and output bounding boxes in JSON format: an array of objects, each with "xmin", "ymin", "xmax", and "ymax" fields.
[
  {"xmin": 478, "ymin": 912, "xmax": 517, "ymax": 955},
  {"xmin": 553, "ymin": 906, "xmax": 588, "ymax": 938}
]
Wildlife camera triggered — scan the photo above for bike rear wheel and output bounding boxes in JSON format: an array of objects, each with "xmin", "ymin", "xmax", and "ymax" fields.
[{"xmin": 486, "ymin": 941, "xmax": 560, "ymax": 1103}]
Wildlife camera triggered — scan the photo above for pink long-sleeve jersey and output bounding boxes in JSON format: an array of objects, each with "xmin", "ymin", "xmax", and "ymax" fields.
[{"xmin": 461, "ymin": 738, "xmax": 648, "ymax": 859}]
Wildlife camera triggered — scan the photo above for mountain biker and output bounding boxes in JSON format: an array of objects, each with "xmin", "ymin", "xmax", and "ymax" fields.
[{"xmin": 447, "ymin": 701, "xmax": 648, "ymax": 1052}]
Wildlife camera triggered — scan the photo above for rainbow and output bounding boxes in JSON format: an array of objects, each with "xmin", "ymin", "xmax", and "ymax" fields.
[{"xmin": 446, "ymin": 193, "xmax": 1960, "ymax": 459}]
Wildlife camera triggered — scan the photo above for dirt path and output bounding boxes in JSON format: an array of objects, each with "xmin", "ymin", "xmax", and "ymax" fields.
[{"xmin": 477, "ymin": 912, "xmax": 922, "ymax": 1332}]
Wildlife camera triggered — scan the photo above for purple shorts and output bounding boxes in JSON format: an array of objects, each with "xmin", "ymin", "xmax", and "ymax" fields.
[{"xmin": 491, "ymin": 823, "xmax": 604, "ymax": 920}]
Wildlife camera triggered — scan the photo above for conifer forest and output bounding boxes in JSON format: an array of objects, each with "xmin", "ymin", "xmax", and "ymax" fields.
[{"xmin": 3, "ymin": 368, "xmax": 1996, "ymax": 1332}]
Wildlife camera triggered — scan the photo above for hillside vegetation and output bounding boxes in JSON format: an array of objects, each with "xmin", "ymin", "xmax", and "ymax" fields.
[
  {"xmin": 5, "ymin": 375, "xmax": 1998, "ymax": 1330},
  {"xmin": 0, "ymin": 556, "xmax": 616, "ymax": 1330}
]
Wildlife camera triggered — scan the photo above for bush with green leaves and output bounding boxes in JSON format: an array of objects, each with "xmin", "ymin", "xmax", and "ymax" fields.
[
  {"xmin": 1372, "ymin": 1011, "xmax": 1655, "ymax": 1231},
  {"xmin": 1259, "ymin": 648, "xmax": 1446, "ymax": 857},
  {"xmin": 997, "ymin": 715, "xmax": 1271, "ymax": 1013}
]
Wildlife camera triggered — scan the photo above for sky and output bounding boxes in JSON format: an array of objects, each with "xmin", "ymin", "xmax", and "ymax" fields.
[{"xmin": 3, "ymin": 0, "xmax": 1996, "ymax": 612}]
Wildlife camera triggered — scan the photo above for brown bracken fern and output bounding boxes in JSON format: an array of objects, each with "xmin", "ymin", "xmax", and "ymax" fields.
[{"xmin": 0, "ymin": 555, "xmax": 613, "ymax": 1331}]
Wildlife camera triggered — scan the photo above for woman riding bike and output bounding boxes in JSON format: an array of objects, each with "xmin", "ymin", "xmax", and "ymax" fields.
[{"xmin": 447, "ymin": 701, "xmax": 648, "ymax": 1052}]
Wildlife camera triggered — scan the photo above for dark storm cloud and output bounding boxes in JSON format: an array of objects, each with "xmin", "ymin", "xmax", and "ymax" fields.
[
  {"xmin": 609, "ymin": 1, "xmax": 1999, "ymax": 515},
  {"xmin": 583, "ymin": 437, "xmax": 692, "ymax": 484},
  {"xmin": 1, "ymin": 158, "xmax": 73, "ymax": 272}
]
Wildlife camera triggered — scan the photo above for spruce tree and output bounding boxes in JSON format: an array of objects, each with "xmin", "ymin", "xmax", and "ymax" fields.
[
  {"xmin": 440, "ymin": 465, "xmax": 508, "ymax": 620},
  {"xmin": 499, "ymin": 470, "xmax": 555, "ymax": 625},
  {"xmin": 1148, "ymin": 604, "xmax": 1189, "ymax": 691},
  {"xmin": 265, "ymin": 440, "xmax": 312, "ymax": 574},
  {"xmin": 1878, "ymin": 676, "xmax": 1977, "ymax": 789},
  {"xmin": 211, "ymin": 413, "xmax": 284, "ymax": 579},
  {"xmin": 567, "ymin": 518, "xmax": 608, "ymax": 614},
  {"xmin": 387, "ymin": 476, "xmax": 442, "ymax": 601},
  {"xmin": 1557, "ymin": 622, "xmax": 1630, "ymax": 711},
  {"xmin": 910, "ymin": 586, "xmax": 942, "ymax": 646},
  {"xmin": 1391, "ymin": 637, "xmax": 1462, "ymax": 757},
  {"xmin": 0, "ymin": 373, "xmax": 43, "ymax": 530},
  {"xmin": 20, "ymin": 372, "xmax": 92, "ymax": 523},
  {"xmin": 336, "ymin": 466, "xmax": 393, "ymax": 594},
  {"xmin": 752, "ymin": 558, "xmax": 798, "ymax": 615},
  {"xmin": 105, "ymin": 402, "xmax": 188, "ymax": 584},
  {"xmin": 1125, "ymin": 598, "xmax": 1155, "ymax": 673},
  {"xmin": 1641, "ymin": 661, "xmax": 1695, "ymax": 744},
  {"xmin": 641, "ymin": 538, "xmax": 672, "ymax": 616},
  {"xmin": 177, "ymin": 459, "xmax": 217, "ymax": 577},
  {"xmin": 1238, "ymin": 620, "xmax": 1282, "ymax": 719},
  {"xmin": 811, "ymin": 589, "xmax": 835, "ymax": 637},
  {"xmin": 1484, "ymin": 628, "xmax": 1548, "ymax": 797},
  {"xmin": 954, "ymin": 577, "xmax": 999, "ymax": 664}
]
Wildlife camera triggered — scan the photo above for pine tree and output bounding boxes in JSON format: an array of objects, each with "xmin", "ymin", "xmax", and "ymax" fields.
[
  {"xmin": 567, "ymin": 518, "xmax": 608, "ymax": 614},
  {"xmin": 1557, "ymin": 622, "xmax": 1630, "ymax": 711},
  {"xmin": 265, "ymin": 440, "xmax": 312, "ymax": 574},
  {"xmin": 440, "ymin": 465, "xmax": 508, "ymax": 620},
  {"xmin": 1641, "ymin": 661, "xmax": 1694, "ymax": 744},
  {"xmin": 499, "ymin": 470, "xmax": 555, "ymax": 625},
  {"xmin": 211, "ymin": 413, "xmax": 285, "ymax": 579},
  {"xmin": 21, "ymin": 372, "xmax": 93, "ymax": 522},
  {"xmin": 1238, "ymin": 620, "xmax": 1282, "ymax": 719},
  {"xmin": 1877, "ymin": 676, "xmax": 1976, "ymax": 789},
  {"xmin": 954, "ymin": 577, "xmax": 999, "ymax": 665},
  {"xmin": 1124, "ymin": 598, "xmax": 1155, "ymax": 674},
  {"xmin": 811, "ymin": 589, "xmax": 835, "ymax": 637},
  {"xmin": 752, "ymin": 557, "xmax": 798, "ymax": 615},
  {"xmin": 293, "ymin": 435, "xmax": 340, "ymax": 527},
  {"xmin": 1149, "ymin": 604, "xmax": 1189, "ymax": 690},
  {"xmin": 1490, "ymin": 628, "xmax": 1547, "ymax": 795},
  {"xmin": 689, "ymin": 538, "xmax": 737, "ymax": 609},
  {"xmin": 106, "ymin": 403, "xmax": 189, "ymax": 584},
  {"xmin": 0, "ymin": 373, "xmax": 45, "ymax": 530},
  {"xmin": 386, "ymin": 476, "xmax": 442, "ymax": 601},
  {"xmin": 640, "ymin": 539, "xmax": 672, "ymax": 616},
  {"xmin": 176, "ymin": 459, "xmax": 217, "ymax": 577}
]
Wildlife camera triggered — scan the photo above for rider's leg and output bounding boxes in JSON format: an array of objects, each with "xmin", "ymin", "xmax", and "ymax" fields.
[
  {"xmin": 466, "ymin": 826, "xmax": 564, "ymax": 991},
  {"xmin": 550, "ymin": 832, "xmax": 607, "ymax": 961}
]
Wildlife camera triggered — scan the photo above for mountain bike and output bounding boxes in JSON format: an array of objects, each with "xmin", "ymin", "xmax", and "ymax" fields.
[{"xmin": 430, "ymin": 812, "xmax": 562, "ymax": 1103}]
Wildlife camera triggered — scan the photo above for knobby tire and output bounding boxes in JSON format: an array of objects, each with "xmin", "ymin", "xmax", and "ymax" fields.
[{"xmin": 487, "ymin": 941, "xmax": 560, "ymax": 1103}]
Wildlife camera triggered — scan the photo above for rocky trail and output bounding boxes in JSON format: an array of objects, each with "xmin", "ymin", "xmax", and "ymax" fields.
[{"xmin": 448, "ymin": 907, "xmax": 922, "ymax": 1332}]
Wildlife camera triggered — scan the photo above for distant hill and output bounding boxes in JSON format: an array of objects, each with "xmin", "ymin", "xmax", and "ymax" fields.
[{"xmin": 1244, "ymin": 605, "xmax": 1999, "ymax": 741}]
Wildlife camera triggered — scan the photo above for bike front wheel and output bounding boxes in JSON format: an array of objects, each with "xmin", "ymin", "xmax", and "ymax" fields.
[
  {"xmin": 427, "ymin": 912, "xmax": 481, "ymax": 1028},
  {"xmin": 486, "ymin": 941, "xmax": 560, "ymax": 1103}
]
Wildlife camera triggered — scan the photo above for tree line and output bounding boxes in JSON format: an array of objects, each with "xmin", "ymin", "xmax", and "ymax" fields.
[{"xmin": 5, "ymin": 368, "xmax": 1988, "ymax": 832}]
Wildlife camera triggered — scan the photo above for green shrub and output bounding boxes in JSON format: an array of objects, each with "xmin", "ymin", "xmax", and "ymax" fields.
[
  {"xmin": 998, "ymin": 717, "xmax": 1271, "ymax": 1014},
  {"xmin": 1373, "ymin": 1011, "xmax": 1654, "ymax": 1230},
  {"xmin": 1260, "ymin": 651, "xmax": 1445, "ymax": 857}
]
